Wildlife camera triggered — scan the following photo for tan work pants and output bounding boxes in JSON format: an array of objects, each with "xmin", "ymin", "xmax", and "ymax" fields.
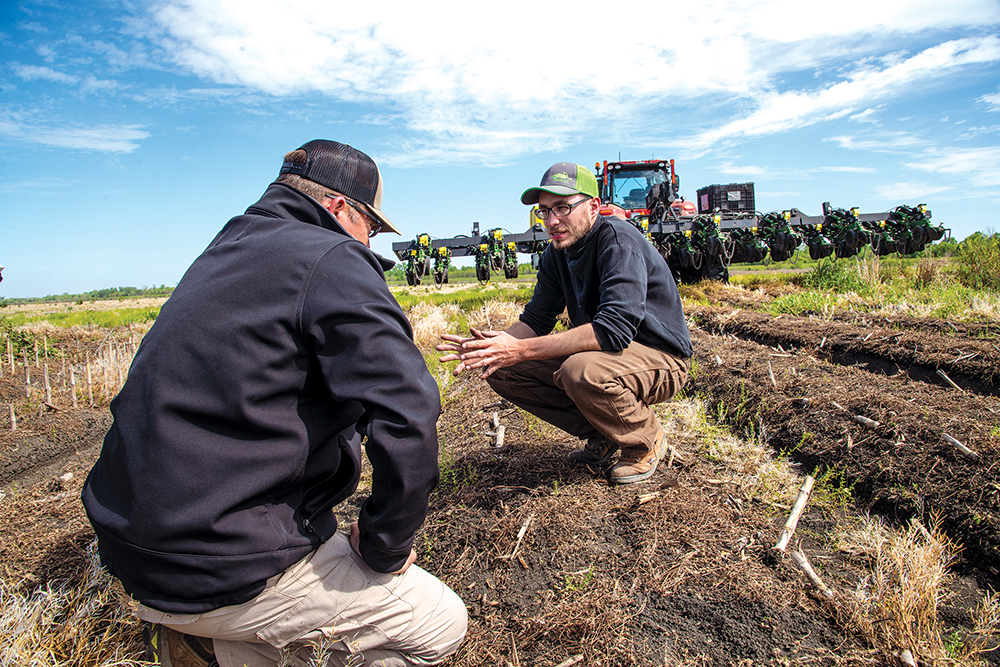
[
  {"xmin": 486, "ymin": 340, "xmax": 688, "ymax": 452},
  {"xmin": 137, "ymin": 532, "xmax": 467, "ymax": 667}
]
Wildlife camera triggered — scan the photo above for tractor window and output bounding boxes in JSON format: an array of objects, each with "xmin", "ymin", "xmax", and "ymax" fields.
[{"xmin": 609, "ymin": 169, "xmax": 667, "ymax": 209}]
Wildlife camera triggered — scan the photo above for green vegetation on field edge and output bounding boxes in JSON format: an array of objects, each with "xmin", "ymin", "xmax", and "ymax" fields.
[
  {"xmin": 1, "ymin": 307, "xmax": 161, "ymax": 331},
  {"xmin": 0, "ymin": 285, "xmax": 173, "ymax": 308},
  {"xmin": 393, "ymin": 284, "xmax": 534, "ymax": 313}
]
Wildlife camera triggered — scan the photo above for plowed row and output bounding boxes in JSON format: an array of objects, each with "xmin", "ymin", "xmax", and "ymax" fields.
[{"xmin": 688, "ymin": 305, "xmax": 1000, "ymax": 586}]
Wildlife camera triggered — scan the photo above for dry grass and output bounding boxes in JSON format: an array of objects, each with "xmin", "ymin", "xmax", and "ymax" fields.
[
  {"xmin": 466, "ymin": 299, "xmax": 522, "ymax": 332},
  {"xmin": 968, "ymin": 292, "xmax": 1000, "ymax": 320},
  {"xmin": 855, "ymin": 255, "xmax": 883, "ymax": 291},
  {"xmin": 407, "ymin": 302, "xmax": 463, "ymax": 350},
  {"xmin": 834, "ymin": 515, "xmax": 1000, "ymax": 665},
  {"xmin": 0, "ymin": 542, "xmax": 144, "ymax": 667},
  {"xmin": 913, "ymin": 259, "xmax": 943, "ymax": 290}
]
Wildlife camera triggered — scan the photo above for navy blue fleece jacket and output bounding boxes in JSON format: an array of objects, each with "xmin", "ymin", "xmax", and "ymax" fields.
[{"xmin": 82, "ymin": 183, "xmax": 440, "ymax": 613}]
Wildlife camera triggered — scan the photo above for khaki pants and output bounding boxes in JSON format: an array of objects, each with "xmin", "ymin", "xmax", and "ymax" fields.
[
  {"xmin": 138, "ymin": 532, "xmax": 467, "ymax": 667},
  {"xmin": 486, "ymin": 340, "xmax": 688, "ymax": 453}
]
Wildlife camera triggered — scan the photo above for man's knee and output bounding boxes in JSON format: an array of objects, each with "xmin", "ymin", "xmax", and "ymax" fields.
[{"xmin": 431, "ymin": 586, "xmax": 469, "ymax": 661}]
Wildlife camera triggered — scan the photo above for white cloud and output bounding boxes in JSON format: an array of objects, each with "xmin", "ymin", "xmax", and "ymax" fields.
[
  {"xmin": 714, "ymin": 161, "xmax": 877, "ymax": 179},
  {"xmin": 825, "ymin": 132, "xmax": 927, "ymax": 152},
  {"xmin": 0, "ymin": 113, "xmax": 150, "ymax": 153},
  {"xmin": 904, "ymin": 146, "xmax": 1000, "ymax": 187},
  {"xmin": 682, "ymin": 36, "xmax": 1000, "ymax": 151},
  {"xmin": 18, "ymin": 22, "xmax": 48, "ymax": 34},
  {"xmin": 850, "ymin": 108, "xmax": 882, "ymax": 124},
  {"xmin": 142, "ymin": 0, "xmax": 1000, "ymax": 164},
  {"xmin": 980, "ymin": 90, "xmax": 1000, "ymax": 111},
  {"xmin": 875, "ymin": 182, "xmax": 953, "ymax": 199},
  {"xmin": 0, "ymin": 177, "xmax": 77, "ymax": 194},
  {"xmin": 11, "ymin": 63, "xmax": 79, "ymax": 84},
  {"xmin": 80, "ymin": 76, "xmax": 121, "ymax": 95},
  {"xmin": 958, "ymin": 124, "xmax": 1000, "ymax": 139}
]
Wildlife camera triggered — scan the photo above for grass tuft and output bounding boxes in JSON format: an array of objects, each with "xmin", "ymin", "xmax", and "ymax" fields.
[
  {"xmin": 0, "ymin": 542, "xmax": 144, "ymax": 667},
  {"xmin": 834, "ymin": 515, "xmax": 999, "ymax": 666}
]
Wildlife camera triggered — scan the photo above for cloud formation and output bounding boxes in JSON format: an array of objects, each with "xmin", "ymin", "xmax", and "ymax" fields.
[
  {"xmin": 144, "ymin": 0, "xmax": 1000, "ymax": 164},
  {"xmin": 0, "ymin": 112, "xmax": 150, "ymax": 152}
]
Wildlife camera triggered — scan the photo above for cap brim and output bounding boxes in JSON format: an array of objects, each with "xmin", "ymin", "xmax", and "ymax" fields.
[
  {"xmin": 366, "ymin": 205, "xmax": 401, "ymax": 236},
  {"xmin": 520, "ymin": 185, "xmax": 581, "ymax": 205}
]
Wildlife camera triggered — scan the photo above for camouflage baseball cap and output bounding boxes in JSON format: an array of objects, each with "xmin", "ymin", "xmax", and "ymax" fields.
[{"xmin": 521, "ymin": 162, "xmax": 599, "ymax": 205}]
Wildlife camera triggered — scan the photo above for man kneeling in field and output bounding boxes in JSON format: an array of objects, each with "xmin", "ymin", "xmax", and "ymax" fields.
[
  {"xmin": 439, "ymin": 162, "xmax": 692, "ymax": 484},
  {"xmin": 83, "ymin": 140, "xmax": 467, "ymax": 667}
]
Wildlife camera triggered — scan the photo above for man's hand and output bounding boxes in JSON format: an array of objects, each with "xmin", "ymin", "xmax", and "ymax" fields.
[
  {"xmin": 349, "ymin": 522, "xmax": 417, "ymax": 575},
  {"xmin": 437, "ymin": 328, "xmax": 522, "ymax": 379}
]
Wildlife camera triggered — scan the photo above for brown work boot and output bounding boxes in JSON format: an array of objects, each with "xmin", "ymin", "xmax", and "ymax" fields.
[
  {"xmin": 611, "ymin": 433, "xmax": 667, "ymax": 484},
  {"xmin": 567, "ymin": 435, "xmax": 619, "ymax": 465},
  {"xmin": 142, "ymin": 622, "xmax": 219, "ymax": 667}
]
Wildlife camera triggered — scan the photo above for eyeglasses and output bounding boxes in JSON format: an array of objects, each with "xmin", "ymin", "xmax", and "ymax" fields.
[
  {"xmin": 328, "ymin": 194, "xmax": 382, "ymax": 238},
  {"xmin": 533, "ymin": 197, "xmax": 591, "ymax": 220}
]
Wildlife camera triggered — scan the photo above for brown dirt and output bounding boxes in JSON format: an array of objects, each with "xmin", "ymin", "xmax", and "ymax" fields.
[
  {"xmin": 2, "ymin": 300, "xmax": 999, "ymax": 665},
  {"xmin": 687, "ymin": 305, "xmax": 1000, "ymax": 590}
]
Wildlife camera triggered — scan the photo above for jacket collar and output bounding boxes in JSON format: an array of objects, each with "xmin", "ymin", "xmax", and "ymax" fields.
[{"xmin": 245, "ymin": 182, "xmax": 396, "ymax": 271}]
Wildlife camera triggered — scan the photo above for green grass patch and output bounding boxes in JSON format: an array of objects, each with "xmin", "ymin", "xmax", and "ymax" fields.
[
  {"xmin": 393, "ymin": 285, "xmax": 534, "ymax": 312},
  {"xmin": 0, "ymin": 306, "xmax": 160, "ymax": 329}
]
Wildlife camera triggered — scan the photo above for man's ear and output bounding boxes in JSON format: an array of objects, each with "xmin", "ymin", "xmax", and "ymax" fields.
[
  {"xmin": 323, "ymin": 195, "xmax": 352, "ymax": 221},
  {"xmin": 589, "ymin": 196, "xmax": 601, "ymax": 217}
]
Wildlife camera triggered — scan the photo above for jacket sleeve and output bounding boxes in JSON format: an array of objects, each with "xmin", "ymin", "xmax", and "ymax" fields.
[
  {"xmin": 591, "ymin": 235, "xmax": 648, "ymax": 352},
  {"xmin": 300, "ymin": 242, "xmax": 441, "ymax": 573}
]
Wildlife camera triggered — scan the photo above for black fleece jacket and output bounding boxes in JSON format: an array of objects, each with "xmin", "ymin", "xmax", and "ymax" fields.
[
  {"xmin": 520, "ymin": 215, "xmax": 693, "ymax": 359},
  {"xmin": 82, "ymin": 183, "xmax": 441, "ymax": 613}
]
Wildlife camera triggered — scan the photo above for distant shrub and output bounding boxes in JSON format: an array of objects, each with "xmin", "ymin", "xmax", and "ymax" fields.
[
  {"xmin": 794, "ymin": 259, "xmax": 866, "ymax": 293},
  {"xmin": 955, "ymin": 232, "xmax": 1000, "ymax": 291},
  {"xmin": 929, "ymin": 239, "xmax": 959, "ymax": 258}
]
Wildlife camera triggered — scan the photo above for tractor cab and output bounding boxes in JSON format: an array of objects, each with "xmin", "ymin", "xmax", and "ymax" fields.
[{"xmin": 597, "ymin": 160, "xmax": 689, "ymax": 219}]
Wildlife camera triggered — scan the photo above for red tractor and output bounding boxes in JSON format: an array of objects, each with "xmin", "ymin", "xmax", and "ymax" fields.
[{"xmin": 596, "ymin": 159, "xmax": 697, "ymax": 223}]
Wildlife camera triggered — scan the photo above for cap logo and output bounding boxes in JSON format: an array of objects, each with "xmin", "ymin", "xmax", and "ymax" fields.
[{"xmin": 550, "ymin": 172, "xmax": 573, "ymax": 184}]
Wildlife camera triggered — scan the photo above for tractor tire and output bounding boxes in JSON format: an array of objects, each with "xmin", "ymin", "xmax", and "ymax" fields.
[
  {"xmin": 872, "ymin": 235, "xmax": 892, "ymax": 256},
  {"xmin": 705, "ymin": 259, "xmax": 730, "ymax": 283},
  {"xmin": 476, "ymin": 265, "xmax": 490, "ymax": 282},
  {"xmin": 504, "ymin": 264, "xmax": 519, "ymax": 280},
  {"xmin": 405, "ymin": 271, "xmax": 417, "ymax": 286},
  {"xmin": 769, "ymin": 246, "xmax": 790, "ymax": 262},
  {"xmin": 809, "ymin": 242, "xmax": 833, "ymax": 260}
]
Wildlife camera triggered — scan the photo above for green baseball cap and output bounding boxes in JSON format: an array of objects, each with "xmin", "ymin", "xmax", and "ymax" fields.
[{"xmin": 521, "ymin": 162, "xmax": 599, "ymax": 205}]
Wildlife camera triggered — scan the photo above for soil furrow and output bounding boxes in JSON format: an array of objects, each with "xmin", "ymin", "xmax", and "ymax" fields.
[
  {"xmin": 688, "ymin": 326, "xmax": 1000, "ymax": 588},
  {"xmin": 690, "ymin": 305, "xmax": 1000, "ymax": 396}
]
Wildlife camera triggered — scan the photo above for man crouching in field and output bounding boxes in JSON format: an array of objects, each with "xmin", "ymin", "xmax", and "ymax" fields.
[
  {"xmin": 82, "ymin": 140, "xmax": 467, "ymax": 667},
  {"xmin": 439, "ymin": 162, "xmax": 693, "ymax": 484}
]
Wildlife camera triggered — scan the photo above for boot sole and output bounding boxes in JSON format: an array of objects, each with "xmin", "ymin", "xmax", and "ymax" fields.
[
  {"xmin": 612, "ymin": 435, "xmax": 666, "ymax": 484},
  {"xmin": 611, "ymin": 460, "xmax": 659, "ymax": 484}
]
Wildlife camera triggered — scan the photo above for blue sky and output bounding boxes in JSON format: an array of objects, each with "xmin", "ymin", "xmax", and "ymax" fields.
[{"xmin": 2, "ymin": 0, "xmax": 999, "ymax": 298}]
